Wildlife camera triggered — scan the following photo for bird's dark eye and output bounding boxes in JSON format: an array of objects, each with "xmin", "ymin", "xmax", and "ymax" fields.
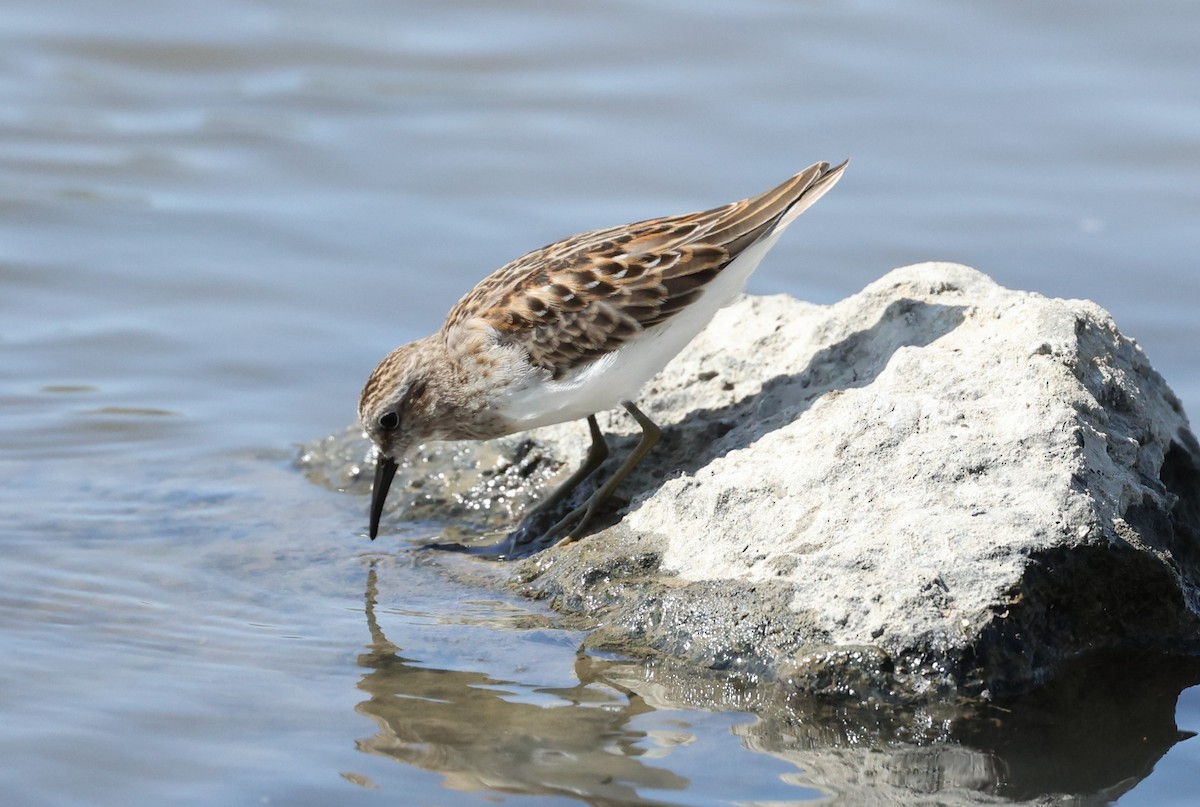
[{"xmin": 378, "ymin": 411, "xmax": 400, "ymax": 431}]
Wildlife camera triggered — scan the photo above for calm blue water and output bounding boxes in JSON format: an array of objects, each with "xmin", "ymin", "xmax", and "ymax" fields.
[{"xmin": 2, "ymin": 0, "xmax": 1198, "ymax": 804}]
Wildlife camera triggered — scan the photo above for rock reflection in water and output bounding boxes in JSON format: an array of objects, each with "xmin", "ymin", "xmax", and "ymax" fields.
[
  {"xmin": 351, "ymin": 566, "xmax": 1199, "ymax": 804},
  {"xmin": 604, "ymin": 653, "xmax": 1200, "ymax": 804}
]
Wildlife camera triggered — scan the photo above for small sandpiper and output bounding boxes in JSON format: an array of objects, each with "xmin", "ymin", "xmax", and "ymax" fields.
[{"xmin": 359, "ymin": 160, "xmax": 847, "ymax": 545}]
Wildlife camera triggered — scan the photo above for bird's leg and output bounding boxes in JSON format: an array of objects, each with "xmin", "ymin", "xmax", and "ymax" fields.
[
  {"xmin": 519, "ymin": 415, "xmax": 608, "ymax": 522},
  {"xmin": 549, "ymin": 400, "xmax": 661, "ymax": 546}
]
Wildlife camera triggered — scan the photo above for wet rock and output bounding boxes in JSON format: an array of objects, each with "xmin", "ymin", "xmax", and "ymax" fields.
[
  {"xmin": 298, "ymin": 425, "xmax": 564, "ymax": 535},
  {"xmin": 303, "ymin": 262, "xmax": 1200, "ymax": 700}
]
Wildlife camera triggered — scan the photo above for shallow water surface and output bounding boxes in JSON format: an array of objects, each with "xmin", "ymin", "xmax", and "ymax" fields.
[{"xmin": 2, "ymin": 0, "xmax": 1199, "ymax": 804}]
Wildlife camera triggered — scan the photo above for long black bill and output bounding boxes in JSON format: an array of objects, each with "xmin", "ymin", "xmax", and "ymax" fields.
[{"xmin": 368, "ymin": 456, "xmax": 399, "ymax": 540}]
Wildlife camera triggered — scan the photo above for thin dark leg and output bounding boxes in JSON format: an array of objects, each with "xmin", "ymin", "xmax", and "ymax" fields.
[
  {"xmin": 549, "ymin": 400, "xmax": 661, "ymax": 546},
  {"xmin": 522, "ymin": 414, "xmax": 608, "ymax": 520}
]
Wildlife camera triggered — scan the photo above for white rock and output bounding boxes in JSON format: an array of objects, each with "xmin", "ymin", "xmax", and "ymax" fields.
[{"xmin": 517, "ymin": 262, "xmax": 1200, "ymax": 698}]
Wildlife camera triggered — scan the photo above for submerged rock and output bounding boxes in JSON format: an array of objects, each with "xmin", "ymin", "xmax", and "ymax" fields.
[{"xmin": 302, "ymin": 262, "xmax": 1200, "ymax": 700}]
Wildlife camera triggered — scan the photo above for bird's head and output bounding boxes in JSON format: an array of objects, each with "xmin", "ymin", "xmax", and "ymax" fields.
[{"xmin": 358, "ymin": 340, "xmax": 432, "ymax": 539}]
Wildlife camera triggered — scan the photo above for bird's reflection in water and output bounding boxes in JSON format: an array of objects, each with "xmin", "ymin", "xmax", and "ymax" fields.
[{"xmin": 353, "ymin": 566, "xmax": 687, "ymax": 803}]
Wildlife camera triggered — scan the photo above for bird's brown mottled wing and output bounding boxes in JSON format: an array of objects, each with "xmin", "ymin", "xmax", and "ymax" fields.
[{"xmin": 443, "ymin": 161, "xmax": 844, "ymax": 379}]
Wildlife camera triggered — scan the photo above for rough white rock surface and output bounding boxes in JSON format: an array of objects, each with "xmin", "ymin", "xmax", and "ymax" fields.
[
  {"xmin": 514, "ymin": 262, "xmax": 1200, "ymax": 698},
  {"xmin": 642, "ymin": 263, "xmax": 1187, "ymax": 627}
]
